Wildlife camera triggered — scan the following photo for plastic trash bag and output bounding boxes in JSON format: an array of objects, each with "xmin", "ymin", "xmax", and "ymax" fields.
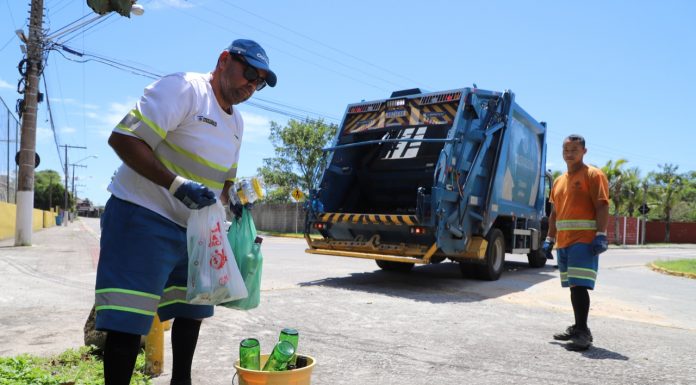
[
  {"xmin": 186, "ymin": 201, "xmax": 248, "ymax": 305},
  {"xmin": 221, "ymin": 207, "xmax": 263, "ymax": 310}
]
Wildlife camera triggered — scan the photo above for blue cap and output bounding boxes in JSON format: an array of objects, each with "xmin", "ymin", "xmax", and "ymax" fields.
[{"xmin": 227, "ymin": 39, "xmax": 277, "ymax": 87}]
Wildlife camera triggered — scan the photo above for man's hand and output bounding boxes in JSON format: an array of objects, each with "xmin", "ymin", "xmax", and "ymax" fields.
[
  {"xmin": 230, "ymin": 203, "xmax": 243, "ymax": 219},
  {"xmin": 542, "ymin": 237, "xmax": 555, "ymax": 260},
  {"xmin": 169, "ymin": 176, "xmax": 216, "ymax": 210},
  {"xmin": 592, "ymin": 233, "xmax": 608, "ymax": 255}
]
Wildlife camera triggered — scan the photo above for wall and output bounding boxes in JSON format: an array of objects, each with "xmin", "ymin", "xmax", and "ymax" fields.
[
  {"xmin": 646, "ymin": 221, "xmax": 696, "ymax": 243},
  {"xmin": 0, "ymin": 201, "xmax": 57, "ymax": 240},
  {"xmin": 251, "ymin": 203, "xmax": 306, "ymax": 234}
]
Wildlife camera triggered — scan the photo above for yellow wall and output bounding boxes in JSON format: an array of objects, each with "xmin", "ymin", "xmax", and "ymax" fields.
[
  {"xmin": 0, "ymin": 202, "xmax": 16, "ymax": 240},
  {"xmin": 0, "ymin": 202, "xmax": 57, "ymax": 240}
]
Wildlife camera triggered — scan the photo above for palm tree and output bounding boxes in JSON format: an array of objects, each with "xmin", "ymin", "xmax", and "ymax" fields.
[
  {"xmin": 602, "ymin": 159, "xmax": 628, "ymax": 244},
  {"xmin": 649, "ymin": 164, "xmax": 685, "ymax": 243},
  {"xmin": 621, "ymin": 167, "xmax": 642, "ymax": 217}
]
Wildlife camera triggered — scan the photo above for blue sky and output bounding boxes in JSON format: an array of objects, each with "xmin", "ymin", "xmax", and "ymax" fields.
[{"xmin": 1, "ymin": 0, "xmax": 694, "ymax": 206}]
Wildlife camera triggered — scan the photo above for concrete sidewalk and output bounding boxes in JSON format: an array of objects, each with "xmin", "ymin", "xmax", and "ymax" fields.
[
  {"xmin": 0, "ymin": 219, "xmax": 185, "ymax": 384},
  {"xmin": 0, "ymin": 219, "xmax": 98, "ymax": 357}
]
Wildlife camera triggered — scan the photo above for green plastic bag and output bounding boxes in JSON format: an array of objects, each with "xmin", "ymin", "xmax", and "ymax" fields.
[{"xmin": 221, "ymin": 207, "xmax": 262, "ymax": 310}]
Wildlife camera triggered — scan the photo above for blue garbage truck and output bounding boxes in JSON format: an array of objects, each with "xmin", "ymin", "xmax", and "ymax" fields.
[{"xmin": 303, "ymin": 87, "xmax": 551, "ymax": 280}]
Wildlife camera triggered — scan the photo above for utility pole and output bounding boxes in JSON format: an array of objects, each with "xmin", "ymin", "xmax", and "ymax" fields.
[
  {"xmin": 14, "ymin": 0, "xmax": 44, "ymax": 246},
  {"xmin": 71, "ymin": 163, "xmax": 87, "ymax": 201},
  {"xmin": 61, "ymin": 144, "xmax": 86, "ymax": 225}
]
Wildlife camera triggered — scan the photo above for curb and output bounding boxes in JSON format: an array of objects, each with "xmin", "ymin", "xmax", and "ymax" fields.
[{"xmin": 649, "ymin": 263, "xmax": 696, "ymax": 279}]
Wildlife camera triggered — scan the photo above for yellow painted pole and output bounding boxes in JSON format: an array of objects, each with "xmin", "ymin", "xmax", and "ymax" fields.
[{"xmin": 145, "ymin": 314, "xmax": 164, "ymax": 376}]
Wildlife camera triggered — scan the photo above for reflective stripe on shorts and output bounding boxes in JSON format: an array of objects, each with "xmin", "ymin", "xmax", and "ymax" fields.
[{"xmin": 95, "ymin": 288, "xmax": 160, "ymax": 316}]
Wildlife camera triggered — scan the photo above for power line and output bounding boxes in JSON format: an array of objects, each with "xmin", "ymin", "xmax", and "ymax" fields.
[
  {"xmin": 219, "ymin": 0, "xmax": 432, "ymax": 90},
  {"xmin": 195, "ymin": 3, "xmax": 410, "ymax": 91},
  {"xmin": 41, "ymin": 72, "xmax": 65, "ymax": 169},
  {"xmin": 172, "ymin": 7, "xmax": 391, "ymax": 92},
  {"xmin": 51, "ymin": 43, "xmax": 342, "ymax": 123}
]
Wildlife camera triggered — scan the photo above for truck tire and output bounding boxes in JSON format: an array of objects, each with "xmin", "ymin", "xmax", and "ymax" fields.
[
  {"xmin": 462, "ymin": 228, "xmax": 505, "ymax": 281},
  {"xmin": 527, "ymin": 249, "xmax": 547, "ymax": 268},
  {"xmin": 376, "ymin": 259, "xmax": 414, "ymax": 272}
]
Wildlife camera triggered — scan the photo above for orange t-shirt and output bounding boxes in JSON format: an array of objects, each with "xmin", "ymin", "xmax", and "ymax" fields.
[{"xmin": 550, "ymin": 164, "xmax": 609, "ymax": 248}]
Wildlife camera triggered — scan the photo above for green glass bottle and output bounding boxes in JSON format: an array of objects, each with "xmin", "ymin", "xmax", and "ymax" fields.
[
  {"xmin": 278, "ymin": 328, "xmax": 299, "ymax": 366},
  {"xmin": 262, "ymin": 340, "xmax": 295, "ymax": 372},
  {"xmin": 239, "ymin": 338, "xmax": 260, "ymax": 370}
]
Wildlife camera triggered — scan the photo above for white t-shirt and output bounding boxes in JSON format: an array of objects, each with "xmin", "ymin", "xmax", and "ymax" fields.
[{"xmin": 108, "ymin": 72, "xmax": 243, "ymax": 227}]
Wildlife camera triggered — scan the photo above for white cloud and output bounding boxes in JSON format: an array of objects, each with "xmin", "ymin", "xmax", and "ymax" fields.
[
  {"xmin": 240, "ymin": 111, "xmax": 272, "ymax": 143},
  {"xmin": 51, "ymin": 97, "xmax": 98, "ymax": 110},
  {"xmin": 147, "ymin": 0, "xmax": 194, "ymax": 10},
  {"xmin": 36, "ymin": 126, "xmax": 54, "ymax": 142},
  {"xmin": 86, "ymin": 98, "xmax": 138, "ymax": 138},
  {"xmin": 0, "ymin": 79, "xmax": 12, "ymax": 90}
]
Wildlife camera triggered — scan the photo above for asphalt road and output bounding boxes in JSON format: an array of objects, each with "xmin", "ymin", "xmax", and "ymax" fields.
[{"xmin": 2, "ymin": 218, "xmax": 695, "ymax": 385}]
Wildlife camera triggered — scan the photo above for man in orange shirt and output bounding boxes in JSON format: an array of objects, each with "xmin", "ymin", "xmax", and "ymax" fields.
[{"xmin": 542, "ymin": 134, "xmax": 609, "ymax": 351}]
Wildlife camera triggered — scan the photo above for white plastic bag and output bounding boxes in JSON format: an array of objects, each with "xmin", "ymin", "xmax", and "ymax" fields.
[{"xmin": 186, "ymin": 201, "xmax": 248, "ymax": 305}]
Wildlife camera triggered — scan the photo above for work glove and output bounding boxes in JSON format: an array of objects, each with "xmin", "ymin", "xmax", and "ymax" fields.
[
  {"xmin": 230, "ymin": 202, "xmax": 243, "ymax": 219},
  {"xmin": 591, "ymin": 233, "xmax": 608, "ymax": 255},
  {"xmin": 542, "ymin": 237, "xmax": 555, "ymax": 260},
  {"xmin": 169, "ymin": 176, "xmax": 216, "ymax": 210}
]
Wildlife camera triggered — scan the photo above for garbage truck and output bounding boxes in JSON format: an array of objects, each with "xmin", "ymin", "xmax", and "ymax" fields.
[{"xmin": 303, "ymin": 87, "xmax": 551, "ymax": 280}]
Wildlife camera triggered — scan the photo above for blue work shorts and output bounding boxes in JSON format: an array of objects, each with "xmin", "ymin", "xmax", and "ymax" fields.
[
  {"xmin": 95, "ymin": 196, "xmax": 213, "ymax": 335},
  {"xmin": 556, "ymin": 243, "xmax": 599, "ymax": 290}
]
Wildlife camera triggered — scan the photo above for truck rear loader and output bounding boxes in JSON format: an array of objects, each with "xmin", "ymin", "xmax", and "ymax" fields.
[{"xmin": 303, "ymin": 87, "xmax": 550, "ymax": 280}]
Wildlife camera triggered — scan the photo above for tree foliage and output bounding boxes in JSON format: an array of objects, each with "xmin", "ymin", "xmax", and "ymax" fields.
[
  {"xmin": 257, "ymin": 118, "xmax": 337, "ymax": 203},
  {"xmin": 33, "ymin": 170, "xmax": 71, "ymax": 210}
]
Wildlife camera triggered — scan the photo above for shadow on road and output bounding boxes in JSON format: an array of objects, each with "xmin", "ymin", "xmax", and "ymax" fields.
[
  {"xmin": 299, "ymin": 260, "xmax": 556, "ymax": 304},
  {"xmin": 550, "ymin": 342, "xmax": 630, "ymax": 360}
]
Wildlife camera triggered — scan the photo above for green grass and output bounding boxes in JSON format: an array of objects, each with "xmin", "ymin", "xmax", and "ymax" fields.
[
  {"xmin": 0, "ymin": 346, "xmax": 151, "ymax": 385},
  {"xmin": 652, "ymin": 259, "xmax": 696, "ymax": 275}
]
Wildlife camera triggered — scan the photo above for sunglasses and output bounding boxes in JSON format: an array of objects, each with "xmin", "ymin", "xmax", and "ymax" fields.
[{"xmin": 230, "ymin": 54, "xmax": 267, "ymax": 91}]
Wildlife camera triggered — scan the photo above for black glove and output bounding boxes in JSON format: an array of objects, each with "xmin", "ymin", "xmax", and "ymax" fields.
[
  {"xmin": 170, "ymin": 176, "xmax": 216, "ymax": 210},
  {"xmin": 542, "ymin": 238, "xmax": 555, "ymax": 260},
  {"xmin": 592, "ymin": 233, "xmax": 608, "ymax": 255},
  {"xmin": 230, "ymin": 203, "xmax": 243, "ymax": 219}
]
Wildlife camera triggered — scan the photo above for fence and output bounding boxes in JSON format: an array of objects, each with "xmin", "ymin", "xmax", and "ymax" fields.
[
  {"xmin": 253, "ymin": 206, "xmax": 696, "ymax": 245},
  {"xmin": 0, "ymin": 96, "xmax": 20, "ymax": 203},
  {"xmin": 606, "ymin": 216, "xmax": 643, "ymax": 245}
]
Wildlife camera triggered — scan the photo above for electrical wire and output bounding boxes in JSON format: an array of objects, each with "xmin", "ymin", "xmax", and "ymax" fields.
[
  {"xmin": 195, "ymin": 3, "xmax": 409, "ymax": 91},
  {"xmin": 51, "ymin": 43, "xmax": 341, "ymax": 124},
  {"xmin": 41, "ymin": 73, "xmax": 66, "ymax": 170},
  {"xmin": 219, "ymin": 0, "xmax": 432, "ymax": 90}
]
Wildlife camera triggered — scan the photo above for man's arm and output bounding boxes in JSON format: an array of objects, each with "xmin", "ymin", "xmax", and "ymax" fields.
[
  {"xmin": 108, "ymin": 132, "xmax": 176, "ymax": 188},
  {"xmin": 594, "ymin": 199, "xmax": 610, "ymax": 233},
  {"xmin": 547, "ymin": 207, "xmax": 557, "ymax": 239}
]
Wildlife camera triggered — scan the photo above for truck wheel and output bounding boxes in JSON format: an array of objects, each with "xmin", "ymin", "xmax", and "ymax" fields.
[
  {"xmin": 376, "ymin": 259, "xmax": 414, "ymax": 272},
  {"xmin": 527, "ymin": 249, "xmax": 547, "ymax": 268},
  {"xmin": 467, "ymin": 228, "xmax": 505, "ymax": 281}
]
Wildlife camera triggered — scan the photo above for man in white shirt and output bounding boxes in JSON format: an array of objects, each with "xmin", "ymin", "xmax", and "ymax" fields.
[{"xmin": 95, "ymin": 39, "xmax": 276, "ymax": 385}]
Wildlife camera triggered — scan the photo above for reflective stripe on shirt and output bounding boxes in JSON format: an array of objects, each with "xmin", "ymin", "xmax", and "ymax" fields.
[{"xmin": 556, "ymin": 220, "xmax": 597, "ymax": 231}]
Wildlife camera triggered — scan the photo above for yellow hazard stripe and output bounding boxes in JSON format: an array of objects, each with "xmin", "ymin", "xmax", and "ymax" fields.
[{"xmin": 318, "ymin": 213, "xmax": 418, "ymax": 225}]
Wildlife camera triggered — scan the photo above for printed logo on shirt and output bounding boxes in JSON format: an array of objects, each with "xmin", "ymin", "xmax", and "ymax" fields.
[
  {"xmin": 573, "ymin": 180, "xmax": 583, "ymax": 190},
  {"xmin": 197, "ymin": 115, "xmax": 217, "ymax": 127}
]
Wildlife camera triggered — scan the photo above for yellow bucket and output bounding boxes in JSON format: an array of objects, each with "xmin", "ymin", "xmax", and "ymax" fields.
[{"xmin": 234, "ymin": 354, "xmax": 316, "ymax": 385}]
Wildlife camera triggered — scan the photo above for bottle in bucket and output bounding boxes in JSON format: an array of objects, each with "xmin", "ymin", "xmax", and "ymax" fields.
[
  {"xmin": 279, "ymin": 328, "xmax": 299, "ymax": 366},
  {"xmin": 262, "ymin": 340, "xmax": 295, "ymax": 372},
  {"xmin": 239, "ymin": 338, "xmax": 260, "ymax": 370}
]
